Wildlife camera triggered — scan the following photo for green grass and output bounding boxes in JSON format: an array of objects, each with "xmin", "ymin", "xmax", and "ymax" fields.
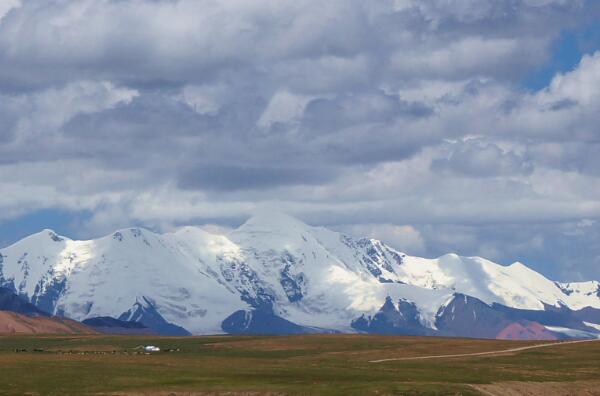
[{"xmin": 0, "ymin": 334, "xmax": 598, "ymax": 395}]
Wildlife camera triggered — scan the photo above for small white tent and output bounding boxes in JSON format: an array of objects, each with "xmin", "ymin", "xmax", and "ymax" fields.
[{"xmin": 144, "ymin": 345, "xmax": 160, "ymax": 353}]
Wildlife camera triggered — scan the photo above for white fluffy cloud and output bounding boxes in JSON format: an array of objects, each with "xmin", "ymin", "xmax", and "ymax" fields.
[{"xmin": 0, "ymin": 0, "xmax": 20, "ymax": 21}]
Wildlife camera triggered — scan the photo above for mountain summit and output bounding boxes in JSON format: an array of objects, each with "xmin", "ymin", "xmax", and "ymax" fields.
[{"xmin": 1, "ymin": 214, "xmax": 599, "ymax": 339}]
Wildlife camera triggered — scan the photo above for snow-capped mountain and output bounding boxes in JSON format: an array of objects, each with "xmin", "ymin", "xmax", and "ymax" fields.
[{"xmin": 1, "ymin": 213, "xmax": 599, "ymax": 339}]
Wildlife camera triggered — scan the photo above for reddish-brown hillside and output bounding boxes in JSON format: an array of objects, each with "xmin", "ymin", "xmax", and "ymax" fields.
[
  {"xmin": 0, "ymin": 311, "xmax": 96, "ymax": 334},
  {"xmin": 496, "ymin": 321, "xmax": 558, "ymax": 340}
]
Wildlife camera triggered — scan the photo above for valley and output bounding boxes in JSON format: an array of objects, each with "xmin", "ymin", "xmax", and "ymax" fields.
[{"xmin": 0, "ymin": 334, "xmax": 599, "ymax": 395}]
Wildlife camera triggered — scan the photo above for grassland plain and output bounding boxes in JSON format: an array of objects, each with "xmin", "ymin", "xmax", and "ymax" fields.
[{"xmin": 0, "ymin": 334, "xmax": 599, "ymax": 395}]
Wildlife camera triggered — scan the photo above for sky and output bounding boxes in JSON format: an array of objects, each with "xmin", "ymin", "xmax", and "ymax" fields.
[{"xmin": 1, "ymin": 0, "xmax": 600, "ymax": 281}]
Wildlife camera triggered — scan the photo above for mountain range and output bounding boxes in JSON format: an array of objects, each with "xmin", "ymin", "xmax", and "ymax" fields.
[{"xmin": 1, "ymin": 213, "xmax": 599, "ymax": 339}]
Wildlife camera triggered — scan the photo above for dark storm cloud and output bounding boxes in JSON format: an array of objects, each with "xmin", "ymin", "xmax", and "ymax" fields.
[
  {"xmin": 63, "ymin": 94, "xmax": 214, "ymax": 140},
  {"xmin": 0, "ymin": 0, "xmax": 589, "ymax": 91},
  {"xmin": 178, "ymin": 165, "xmax": 336, "ymax": 191},
  {"xmin": 0, "ymin": 98, "xmax": 17, "ymax": 143},
  {"xmin": 0, "ymin": 1, "xmax": 377, "ymax": 91},
  {"xmin": 295, "ymin": 92, "xmax": 436, "ymax": 164},
  {"xmin": 302, "ymin": 93, "xmax": 433, "ymax": 130},
  {"xmin": 547, "ymin": 98, "xmax": 579, "ymax": 111}
]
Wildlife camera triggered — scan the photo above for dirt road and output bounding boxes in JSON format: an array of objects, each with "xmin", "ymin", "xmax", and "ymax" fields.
[{"xmin": 369, "ymin": 338, "xmax": 600, "ymax": 363}]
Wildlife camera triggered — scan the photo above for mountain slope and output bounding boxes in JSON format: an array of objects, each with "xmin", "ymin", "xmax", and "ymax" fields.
[
  {"xmin": 82, "ymin": 316, "xmax": 157, "ymax": 335},
  {"xmin": 0, "ymin": 214, "xmax": 599, "ymax": 339},
  {"xmin": 0, "ymin": 286, "xmax": 47, "ymax": 316},
  {"xmin": 435, "ymin": 294, "xmax": 559, "ymax": 340},
  {"xmin": 0, "ymin": 287, "xmax": 95, "ymax": 334},
  {"xmin": 0, "ymin": 228, "xmax": 246, "ymax": 334},
  {"xmin": 0, "ymin": 311, "xmax": 95, "ymax": 334}
]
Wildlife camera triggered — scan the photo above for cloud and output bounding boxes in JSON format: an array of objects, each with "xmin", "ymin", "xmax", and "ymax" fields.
[
  {"xmin": 390, "ymin": 37, "xmax": 546, "ymax": 80},
  {"xmin": 0, "ymin": 0, "xmax": 600, "ymax": 279},
  {"xmin": 178, "ymin": 165, "xmax": 336, "ymax": 191},
  {"xmin": 432, "ymin": 140, "xmax": 534, "ymax": 177},
  {"xmin": 0, "ymin": 0, "xmax": 20, "ymax": 21}
]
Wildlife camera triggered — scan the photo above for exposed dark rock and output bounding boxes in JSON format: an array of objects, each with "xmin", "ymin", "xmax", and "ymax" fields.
[
  {"xmin": 84, "ymin": 316, "xmax": 147, "ymax": 328},
  {"xmin": 279, "ymin": 254, "xmax": 306, "ymax": 303},
  {"xmin": 555, "ymin": 282, "xmax": 573, "ymax": 296},
  {"xmin": 32, "ymin": 276, "xmax": 67, "ymax": 315},
  {"xmin": 48, "ymin": 231, "xmax": 64, "ymax": 242},
  {"xmin": 118, "ymin": 297, "xmax": 191, "ymax": 336},
  {"xmin": 436, "ymin": 294, "xmax": 560, "ymax": 340},
  {"xmin": 574, "ymin": 306, "xmax": 600, "ymax": 324},
  {"xmin": 219, "ymin": 257, "xmax": 275, "ymax": 311},
  {"xmin": 0, "ymin": 287, "xmax": 48, "ymax": 316},
  {"xmin": 83, "ymin": 316, "xmax": 157, "ymax": 335},
  {"xmin": 341, "ymin": 236, "xmax": 406, "ymax": 284},
  {"xmin": 222, "ymin": 309, "xmax": 314, "ymax": 335},
  {"xmin": 494, "ymin": 302, "xmax": 600, "ymax": 332},
  {"xmin": 436, "ymin": 294, "xmax": 508, "ymax": 338},
  {"xmin": 352, "ymin": 296, "xmax": 432, "ymax": 336}
]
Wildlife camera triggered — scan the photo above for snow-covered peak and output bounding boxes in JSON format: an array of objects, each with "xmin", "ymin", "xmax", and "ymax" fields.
[
  {"xmin": 4, "ymin": 229, "xmax": 69, "ymax": 249},
  {"xmin": 105, "ymin": 227, "xmax": 158, "ymax": 242},
  {"xmin": 396, "ymin": 252, "xmax": 600, "ymax": 311},
  {"xmin": 231, "ymin": 211, "xmax": 319, "ymax": 253},
  {"xmin": 236, "ymin": 211, "xmax": 311, "ymax": 233},
  {"xmin": 509, "ymin": 261, "xmax": 527, "ymax": 268},
  {"xmin": 1, "ymin": 212, "xmax": 599, "ymax": 336}
]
